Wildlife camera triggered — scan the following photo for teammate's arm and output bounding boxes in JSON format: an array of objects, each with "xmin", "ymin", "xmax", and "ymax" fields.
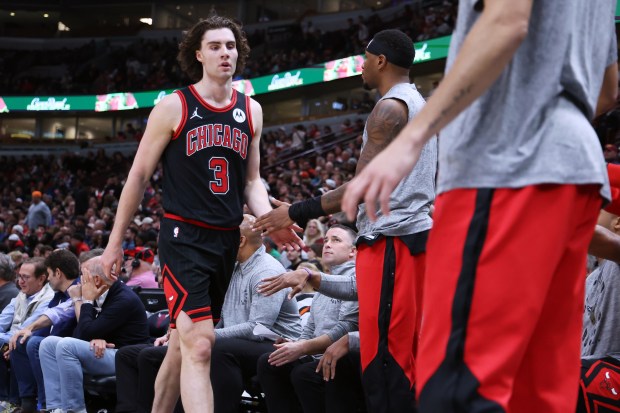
[
  {"xmin": 342, "ymin": 0, "xmax": 533, "ymax": 220},
  {"xmin": 320, "ymin": 99, "xmax": 408, "ymax": 212},
  {"xmin": 101, "ymin": 94, "xmax": 182, "ymax": 278},
  {"xmin": 243, "ymin": 98, "xmax": 303, "ymax": 250},
  {"xmin": 253, "ymin": 99, "xmax": 407, "ymax": 233},
  {"xmin": 595, "ymin": 62, "xmax": 618, "ymax": 118},
  {"xmin": 589, "ymin": 224, "xmax": 620, "ymax": 265}
]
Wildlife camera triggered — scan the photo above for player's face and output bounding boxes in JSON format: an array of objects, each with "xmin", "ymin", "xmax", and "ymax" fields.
[
  {"xmin": 361, "ymin": 51, "xmax": 378, "ymax": 90},
  {"xmin": 196, "ymin": 28, "xmax": 238, "ymax": 80},
  {"xmin": 322, "ymin": 228, "xmax": 355, "ymax": 267}
]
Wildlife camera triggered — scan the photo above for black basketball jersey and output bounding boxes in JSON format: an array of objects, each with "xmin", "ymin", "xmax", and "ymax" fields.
[{"xmin": 161, "ymin": 85, "xmax": 254, "ymax": 228}]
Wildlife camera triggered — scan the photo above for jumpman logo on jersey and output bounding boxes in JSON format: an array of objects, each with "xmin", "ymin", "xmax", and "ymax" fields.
[{"xmin": 190, "ymin": 107, "xmax": 203, "ymax": 120}]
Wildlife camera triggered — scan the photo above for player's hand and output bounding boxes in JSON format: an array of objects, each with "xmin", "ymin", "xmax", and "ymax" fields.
[
  {"xmin": 269, "ymin": 227, "xmax": 304, "ymax": 252},
  {"xmin": 253, "ymin": 198, "xmax": 303, "ymax": 234},
  {"xmin": 268, "ymin": 341, "xmax": 305, "ymax": 366},
  {"xmin": 101, "ymin": 243, "xmax": 124, "ymax": 281},
  {"xmin": 258, "ymin": 269, "xmax": 309, "ymax": 299},
  {"xmin": 90, "ymin": 339, "xmax": 115, "ymax": 359},
  {"xmin": 316, "ymin": 334, "xmax": 350, "ymax": 381},
  {"xmin": 154, "ymin": 332, "xmax": 170, "ymax": 347},
  {"xmin": 342, "ymin": 135, "xmax": 421, "ymax": 221},
  {"xmin": 8, "ymin": 329, "xmax": 32, "ymax": 351}
]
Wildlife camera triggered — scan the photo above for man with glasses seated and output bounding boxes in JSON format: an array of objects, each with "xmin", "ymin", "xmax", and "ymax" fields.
[
  {"xmin": 0, "ymin": 258, "xmax": 54, "ymax": 412},
  {"xmin": 7, "ymin": 250, "xmax": 83, "ymax": 413}
]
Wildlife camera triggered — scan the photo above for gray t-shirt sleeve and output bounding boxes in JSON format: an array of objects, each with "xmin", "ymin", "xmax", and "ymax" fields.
[
  {"xmin": 317, "ymin": 272, "xmax": 358, "ymax": 301},
  {"xmin": 348, "ymin": 331, "xmax": 360, "ymax": 351},
  {"xmin": 325, "ymin": 300, "xmax": 359, "ymax": 343}
]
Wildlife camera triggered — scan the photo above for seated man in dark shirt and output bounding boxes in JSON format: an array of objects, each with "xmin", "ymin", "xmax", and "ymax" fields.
[{"xmin": 38, "ymin": 254, "xmax": 150, "ymax": 413}]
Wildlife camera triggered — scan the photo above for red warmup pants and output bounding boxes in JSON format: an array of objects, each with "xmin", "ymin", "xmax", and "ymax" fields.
[
  {"xmin": 417, "ymin": 185, "xmax": 601, "ymax": 413},
  {"xmin": 356, "ymin": 235, "xmax": 426, "ymax": 413}
]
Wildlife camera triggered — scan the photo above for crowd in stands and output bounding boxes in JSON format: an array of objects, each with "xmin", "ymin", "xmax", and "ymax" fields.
[
  {"xmin": 0, "ymin": 1, "xmax": 457, "ymax": 96},
  {"xmin": 0, "ymin": 110, "xmax": 370, "ymax": 261}
]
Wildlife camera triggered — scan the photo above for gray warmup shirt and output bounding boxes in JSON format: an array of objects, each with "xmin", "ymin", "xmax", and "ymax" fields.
[
  {"xmin": 216, "ymin": 246, "xmax": 302, "ymax": 341},
  {"xmin": 582, "ymin": 260, "xmax": 620, "ymax": 358},
  {"xmin": 300, "ymin": 260, "xmax": 359, "ymax": 348},
  {"xmin": 357, "ymin": 83, "xmax": 437, "ymax": 238},
  {"xmin": 439, "ymin": 0, "xmax": 617, "ymax": 200}
]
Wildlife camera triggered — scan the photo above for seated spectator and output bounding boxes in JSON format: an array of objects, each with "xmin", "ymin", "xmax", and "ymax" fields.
[
  {"xmin": 122, "ymin": 227, "xmax": 138, "ymax": 252},
  {"xmin": 295, "ymin": 262, "xmax": 320, "ymax": 329},
  {"xmin": 125, "ymin": 249, "xmax": 158, "ymax": 289},
  {"xmin": 285, "ymin": 249, "xmax": 305, "ymax": 271},
  {"xmin": 8, "ymin": 249, "xmax": 81, "ymax": 413},
  {"xmin": 69, "ymin": 233, "xmax": 90, "ymax": 256},
  {"xmin": 211, "ymin": 214, "xmax": 302, "ymax": 413},
  {"xmin": 38, "ymin": 254, "xmax": 150, "ymax": 413},
  {"xmin": 257, "ymin": 224, "xmax": 359, "ymax": 413},
  {"xmin": 583, "ymin": 210, "xmax": 620, "ymax": 358},
  {"xmin": 259, "ymin": 224, "xmax": 364, "ymax": 413},
  {"xmin": 0, "ymin": 258, "xmax": 53, "ymax": 410},
  {"xmin": 604, "ymin": 144, "xmax": 620, "ymax": 164},
  {"xmin": 291, "ymin": 125, "xmax": 307, "ymax": 150},
  {"xmin": 303, "ymin": 219, "xmax": 325, "ymax": 247},
  {"xmin": 0, "ymin": 254, "xmax": 19, "ymax": 312}
]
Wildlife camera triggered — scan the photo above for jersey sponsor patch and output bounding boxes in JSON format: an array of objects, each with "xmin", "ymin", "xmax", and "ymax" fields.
[{"xmin": 233, "ymin": 108, "xmax": 246, "ymax": 123}]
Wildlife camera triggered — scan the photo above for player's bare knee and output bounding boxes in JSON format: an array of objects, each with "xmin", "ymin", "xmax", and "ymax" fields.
[{"xmin": 186, "ymin": 336, "xmax": 213, "ymax": 363}]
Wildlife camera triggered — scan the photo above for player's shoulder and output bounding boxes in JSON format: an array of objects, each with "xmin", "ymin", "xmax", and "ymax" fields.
[
  {"xmin": 246, "ymin": 95, "xmax": 263, "ymax": 113},
  {"xmin": 372, "ymin": 97, "xmax": 408, "ymax": 117},
  {"xmin": 154, "ymin": 90, "xmax": 183, "ymax": 114}
]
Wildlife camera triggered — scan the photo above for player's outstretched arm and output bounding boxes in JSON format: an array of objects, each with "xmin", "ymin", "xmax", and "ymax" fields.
[
  {"xmin": 243, "ymin": 98, "xmax": 303, "ymax": 250},
  {"xmin": 342, "ymin": 0, "xmax": 533, "ymax": 221},
  {"xmin": 254, "ymin": 98, "xmax": 407, "ymax": 233},
  {"xmin": 101, "ymin": 94, "xmax": 181, "ymax": 279}
]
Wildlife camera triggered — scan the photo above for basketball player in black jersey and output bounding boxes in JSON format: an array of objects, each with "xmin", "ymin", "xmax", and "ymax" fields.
[{"xmin": 101, "ymin": 16, "xmax": 302, "ymax": 413}]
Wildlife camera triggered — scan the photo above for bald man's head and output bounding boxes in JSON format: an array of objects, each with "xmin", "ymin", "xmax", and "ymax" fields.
[{"xmin": 240, "ymin": 214, "xmax": 262, "ymax": 247}]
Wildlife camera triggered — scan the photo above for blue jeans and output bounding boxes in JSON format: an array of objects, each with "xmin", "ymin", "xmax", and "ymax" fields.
[
  {"xmin": 0, "ymin": 339, "xmax": 18, "ymax": 404},
  {"xmin": 39, "ymin": 336, "xmax": 117, "ymax": 411},
  {"xmin": 12, "ymin": 336, "xmax": 45, "ymax": 406}
]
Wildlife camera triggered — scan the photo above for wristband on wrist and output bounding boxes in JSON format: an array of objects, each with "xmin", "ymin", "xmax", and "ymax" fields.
[
  {"xmin": 289, "ymin": 196, "xmax": 326, "ymax": 229},
  {"xmin": 71, "ymin": 297, "xmax": 83, "ymax": 303},
  {"xmin": 82, "ymin": 300, "xmax": 95, "ymax": 306}
]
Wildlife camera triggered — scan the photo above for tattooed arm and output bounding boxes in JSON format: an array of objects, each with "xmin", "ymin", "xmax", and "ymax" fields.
[
  {"xmin": 342, "ymin": 0, "xmax": 534, "ymax": 220},
  {"xmin": 319, "ymin": 99, "xmax": 408, "ymax": 214}
]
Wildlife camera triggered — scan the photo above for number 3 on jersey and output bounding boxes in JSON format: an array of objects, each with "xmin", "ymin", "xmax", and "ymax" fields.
[{"xmin": 209, "ymin": 157, "xmax": 229, "ymax": 194}]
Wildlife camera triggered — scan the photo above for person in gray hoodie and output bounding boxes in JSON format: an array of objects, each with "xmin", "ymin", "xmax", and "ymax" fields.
[
  {"xmin": 257, "ymin": 224, "xmax": 359, "ymax": 413},
  {"xmin": 211, "ymin": 214, "xmax": 302, "ymax": 413}
]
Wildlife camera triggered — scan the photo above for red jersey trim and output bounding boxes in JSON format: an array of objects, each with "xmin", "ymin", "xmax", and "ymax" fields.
[
  {"xmin": 163, "ymin": 213, "xmax": 239, "ymax": 231},
  {"xmin": 246, "ymin": 94, "xmax": 255, "ymax": 139},
  {"xmin": 172, "ymin": 90, "xmax": 187, "ymax": 140},
  {"xmin": 189, "ymin": 85, "xmax": 238, "ymax": 113}
]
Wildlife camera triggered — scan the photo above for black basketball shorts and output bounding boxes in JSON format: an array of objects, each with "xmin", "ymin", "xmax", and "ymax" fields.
[{"xmin": 159, "ymin": 214, "xmax": 240, "ymax": 328}]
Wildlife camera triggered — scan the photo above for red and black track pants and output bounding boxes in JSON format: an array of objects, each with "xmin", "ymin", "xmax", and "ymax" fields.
[
  {"xmin": 356, "ymin": 231, "xmax": 428, "ymax": 413},
  {"xmin": 417, "ymin": 184, "xmax": 601, "ymax": 413}
]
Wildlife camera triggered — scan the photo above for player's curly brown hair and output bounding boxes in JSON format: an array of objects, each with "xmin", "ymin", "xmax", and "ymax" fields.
[{"xmin": 177, "ymin": 15, "xmax": 250, "ymax": 81}]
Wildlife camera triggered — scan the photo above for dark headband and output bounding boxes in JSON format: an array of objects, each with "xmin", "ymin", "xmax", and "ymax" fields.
[{"xmin": 366, "ymin": 37, "xmax": 412, "ymax": 69}]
